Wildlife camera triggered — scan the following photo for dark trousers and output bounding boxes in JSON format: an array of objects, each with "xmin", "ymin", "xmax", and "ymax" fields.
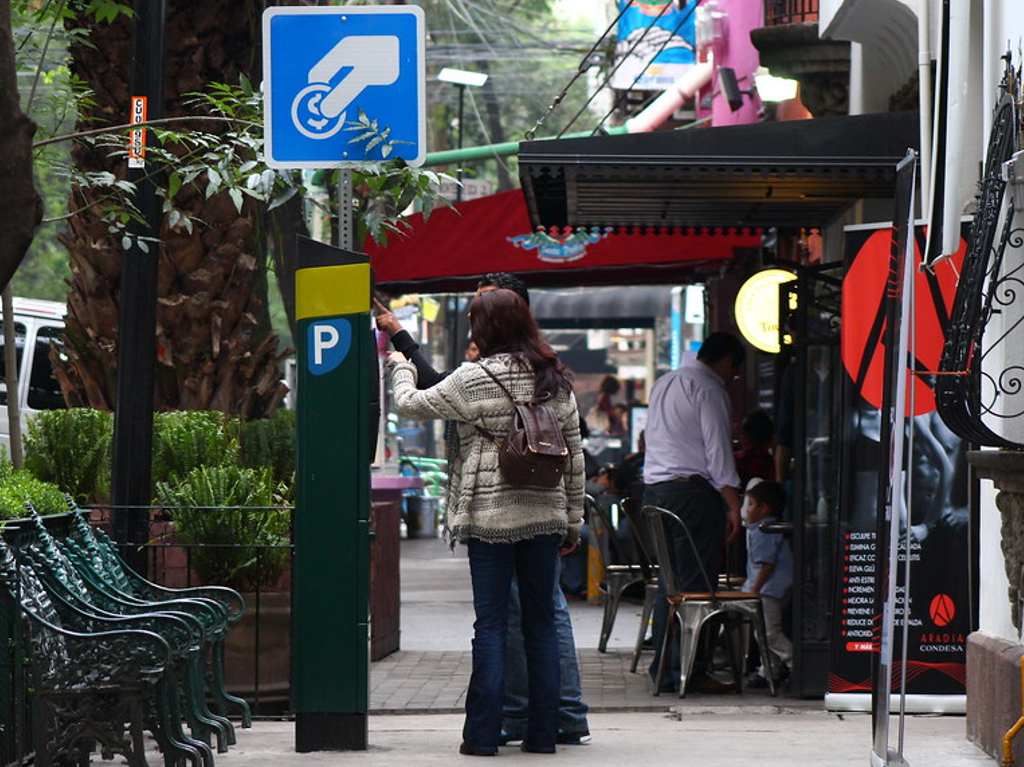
[
  {"xmin": 464, "ymin": 535, "xmax": 561, "ymax": 751},
  {"xmin": 643, "ymin": 478, "xmax": 727, "ymax": 688}
]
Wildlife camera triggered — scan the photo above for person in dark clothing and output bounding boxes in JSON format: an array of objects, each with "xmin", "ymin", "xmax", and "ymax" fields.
[
  {"xmin": 375, "ymin": 276, "xmax": 591, "ymax": 746},
  {"xmin": 378, "ymin": 273, "xmax": 531, "ymax": 384},
  {"xmin": 734, "ymin": 410, "xmax": 776, "ymax": 488},
  {"xmin": 616, "ymin": 430, "xmax": 646, "ymax": 498}
]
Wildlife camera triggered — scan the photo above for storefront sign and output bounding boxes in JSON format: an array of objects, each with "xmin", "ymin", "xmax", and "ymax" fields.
[
  {"xmin": 612, "ymin": 0, "xmax": 697, "ymax": 91},
  {"xmin": 829, "ymin": 217, "xmax": 973, "ymax": 716},
  {"xmin": 734, "ymin": 269, "xmax": 796, "ymax": 354}
]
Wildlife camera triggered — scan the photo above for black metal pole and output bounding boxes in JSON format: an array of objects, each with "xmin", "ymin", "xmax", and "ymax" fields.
[
  {"xmin": 111, "ymin": 0, "xmax": 167, "ymax": 573},
  {"xmin": 456, "ymin": 84, "xmax": 465, "ymax": 202}
]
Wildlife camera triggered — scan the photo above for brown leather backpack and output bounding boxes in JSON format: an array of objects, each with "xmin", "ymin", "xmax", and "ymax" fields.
[{"xmin": 475, "ymin": 363, "xmax": 568, "ymax": 488}]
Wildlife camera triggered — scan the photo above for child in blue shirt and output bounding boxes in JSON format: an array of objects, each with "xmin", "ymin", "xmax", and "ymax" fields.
[{"xmin": 742, "ymin": 479, "xmax": 794, "ymax": 686}]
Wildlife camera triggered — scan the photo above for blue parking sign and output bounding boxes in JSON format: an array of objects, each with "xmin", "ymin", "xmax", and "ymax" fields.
[{"xmin": 262, "ymin": 6, "xmax": 426, "ymax": 168}]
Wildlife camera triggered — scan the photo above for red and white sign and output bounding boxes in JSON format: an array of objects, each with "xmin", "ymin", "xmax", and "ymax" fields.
[{"xmin": 128, "ymin": 96, "xmax": 148, "ymax": 169}]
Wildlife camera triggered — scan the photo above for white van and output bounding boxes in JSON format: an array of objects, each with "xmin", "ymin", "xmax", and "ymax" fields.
[{"xmin": 0, "ymin": 298, "xmax": 67, "ymax": 452}]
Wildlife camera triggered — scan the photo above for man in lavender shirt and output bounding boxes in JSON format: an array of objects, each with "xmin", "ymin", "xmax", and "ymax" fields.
[{"xmin": 643, "ymin": 332, "xmax": 746, "ymax": 691}]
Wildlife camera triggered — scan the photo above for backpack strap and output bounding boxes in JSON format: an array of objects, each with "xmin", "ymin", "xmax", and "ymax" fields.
[
  {"xmin": 471, "ymin": 362, "xmax": 514, "ymax": 445},
  {"xmin": 475, "ymin": 361, "xmax": 519, "ymax": 404},
  {"xmin": 475, "ymin": 359, "xmax": 552, "ymax": 405}
]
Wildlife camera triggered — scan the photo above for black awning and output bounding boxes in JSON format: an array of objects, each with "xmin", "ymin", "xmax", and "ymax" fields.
[
  {"xmin": 531, "ymin": 286, "xmax": 673, "ymax": 329},
  {"xmin": 519, "ymin": 112, "xmax": 919, "ymax": 230}
]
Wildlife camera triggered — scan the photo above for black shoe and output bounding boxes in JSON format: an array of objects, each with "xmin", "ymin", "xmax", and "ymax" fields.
[
  {"xmin": 497, "ymin": 731, "xmax": 524, "ymax": 747},
  {"xmin": 556, "ymin": 730, "xmax": 591, "ymax": 745},
  {"xmin": 521, "ymin": 742, "xmax": 557, "ymax": 754},
  {"xmin": 745, "ymin": 673, "xmax": 771, "ymax": 689},
  {"xmin": 460, "ymin": 742, "xmax": 497, "ymax": 756}
]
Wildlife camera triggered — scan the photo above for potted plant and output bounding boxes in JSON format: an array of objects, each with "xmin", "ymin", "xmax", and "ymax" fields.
[{"xmin": 156, "ymin": 464, "xmax": 292, "ymax": 708}]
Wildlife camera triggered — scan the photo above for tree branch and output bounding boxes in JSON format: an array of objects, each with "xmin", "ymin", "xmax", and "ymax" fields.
[{"xmin": 33, "ymin": 114, "xmax": 262, "ymax": 149}]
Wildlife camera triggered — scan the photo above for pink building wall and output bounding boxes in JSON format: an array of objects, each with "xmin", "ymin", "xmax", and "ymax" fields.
[{"xmin": 707, "ymin": 0, "xmax": 764, "ymax": 127}]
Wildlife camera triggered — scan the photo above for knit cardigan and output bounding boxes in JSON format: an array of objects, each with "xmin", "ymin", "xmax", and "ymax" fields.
[{"xmin": 390, "ymin": 353, "xmax": 585, "ymax": 545}]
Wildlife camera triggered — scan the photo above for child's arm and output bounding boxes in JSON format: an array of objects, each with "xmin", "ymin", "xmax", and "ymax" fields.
[{"xmin": 750, "ymin": 562, "xmax": 776, "ymax": 595}]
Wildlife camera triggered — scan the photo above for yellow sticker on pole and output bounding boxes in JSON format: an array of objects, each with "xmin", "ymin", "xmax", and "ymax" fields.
[{"xmin": 128, "ymin": 96, "xmax": 148, "ymax": 169}]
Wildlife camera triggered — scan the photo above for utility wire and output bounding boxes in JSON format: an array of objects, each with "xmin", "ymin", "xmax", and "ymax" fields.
[
  {"xmin": 442, "ymin": 0, "xmax": 514, "ymax": 178},
  {"xmin": 590, "ymin": 0, "xmax": 702, "ymax": 136},
  {"xmin": 554, "ymin": 0, "xmax": 674, "ymax": 139},
  {"xmin": 524, "ymin": 0, "xmax": 637, "ymax": 141}
]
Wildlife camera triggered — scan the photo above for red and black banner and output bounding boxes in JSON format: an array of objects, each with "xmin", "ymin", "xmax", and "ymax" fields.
[{"xmin": 829, "ymin": 218, "xmax": 975, "ymax": 709}]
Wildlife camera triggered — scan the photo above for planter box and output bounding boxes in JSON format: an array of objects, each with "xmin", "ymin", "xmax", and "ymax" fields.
[{"xmin": 224, "ymin": 591, "xmax": 291, "ymax": 706}]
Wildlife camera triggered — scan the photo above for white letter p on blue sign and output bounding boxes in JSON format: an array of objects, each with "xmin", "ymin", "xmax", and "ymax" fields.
[{"xmin": 308, "ymin": 318, "xmax": 352, "ymax": 376}]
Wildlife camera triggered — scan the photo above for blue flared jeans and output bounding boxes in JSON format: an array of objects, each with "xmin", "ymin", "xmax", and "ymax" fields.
[
  {"xmin": 504, "ymin": 558, "xmax": 589, "ymax": 739},
  {"xmin": 464, "ymin": 535, "xmax": 561, "ymax": 752}
]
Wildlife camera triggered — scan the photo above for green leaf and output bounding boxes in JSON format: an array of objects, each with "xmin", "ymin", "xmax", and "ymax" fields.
[
  {"xmin": 206, "ymin": 168, "xmax": 222, "ymax": 198},
  {"xmin": 229, "ymin": 188, "xmax": 244, "ymax": 213},
  {"xmin": 381, "ymin": 143, "xmax": 393, "ymax": 159},
  {"xmin": 168, "ymin": 171, "xmax": 182, "ymax": 200},
  {"xmin": 348, "ymin": 130, "xmax": 377, "ymax": 145}
]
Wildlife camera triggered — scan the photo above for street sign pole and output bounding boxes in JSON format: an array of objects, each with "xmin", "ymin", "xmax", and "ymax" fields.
[
  {"xmin": 262, "ymin": 5, "xmax": 424, "ymax": 751},
  {"xmin": 338, "ymin": 170, "xmax": 353, "ymax": 250},
  {"xmin": 294, "ymin": 236, "xmax": 372, "ymax": 751}
]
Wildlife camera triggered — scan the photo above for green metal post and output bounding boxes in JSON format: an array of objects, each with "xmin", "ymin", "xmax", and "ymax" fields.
[
  {"xmin": 422, "ymin": 124, "xmax": 629, "ymax": 168},
  {"xmin": 293, "ymin": 236, "xmax": 371, "ymax": 751}
]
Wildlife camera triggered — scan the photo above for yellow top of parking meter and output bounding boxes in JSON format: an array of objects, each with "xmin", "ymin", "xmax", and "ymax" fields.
[{"xmin": 296, "ymin": 262, "xmax": 371, "ymax": 320}]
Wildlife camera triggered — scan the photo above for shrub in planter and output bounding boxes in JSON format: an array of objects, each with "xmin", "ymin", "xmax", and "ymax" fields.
[
  {"xmin": 239, "ymin": 409, "xmax": 295, "ymax": 487},
  {"xmin": 156, "ymin": 465, "xmax": 288, "ymax": 591},
  {"xmin": 24, "ymin": 408, "xmax": 113, "ymax": 503},
  {"xmin": 0, "ymin": 462, "xmax": 67, "ymax": 520},
  {"xmin": 152, "ymin": 411, "xmax": 239, "ymax": 488}
]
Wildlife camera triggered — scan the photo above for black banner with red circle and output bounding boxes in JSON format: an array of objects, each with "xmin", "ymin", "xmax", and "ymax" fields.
[{"xmin": 830, "ymin": 221, "xmax": 974, "ymax": 703}]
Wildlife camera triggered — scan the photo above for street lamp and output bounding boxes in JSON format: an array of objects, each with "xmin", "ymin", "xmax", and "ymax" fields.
[
  {"xmin": 753, "ymin": 67, "xmax": 799, "ymax": 103},
  {"xmin": 437, "ymin": 67, "xmax": 488, "ymax": 202}
]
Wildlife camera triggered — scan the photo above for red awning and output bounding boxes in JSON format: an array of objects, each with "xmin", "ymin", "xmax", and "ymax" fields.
[{"xmin": 367, "ymin": 189, "xmax": 762, "ymax": 294}]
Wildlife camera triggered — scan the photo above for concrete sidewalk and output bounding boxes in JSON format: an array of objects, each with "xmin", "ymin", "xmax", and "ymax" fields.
[{"xmin": 201, "ymin": 712, "xmax": 990, "ymax": 766}]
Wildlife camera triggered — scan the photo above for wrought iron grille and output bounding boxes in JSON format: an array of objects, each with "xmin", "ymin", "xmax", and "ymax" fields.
[
  {"xmin": 764, "ymin": 0, "xmax": 819, "ymax": 26},
  {"xmin": 936, "ymin": 53, "xmax": 1024, "ymax": 449}
]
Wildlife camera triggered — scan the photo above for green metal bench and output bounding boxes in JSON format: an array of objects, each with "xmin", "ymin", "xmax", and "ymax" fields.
[
  {"xmin": 22, "ymin": 512, "xmax": 223, "ymax": 765},
  {"xmin": 0, "ymin": 535, "xmax": 172, "ymax": 767}
]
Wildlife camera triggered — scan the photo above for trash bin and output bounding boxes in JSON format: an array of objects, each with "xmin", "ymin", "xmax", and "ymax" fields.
[{"xmin": 405, "ymin": 495, "xmax": 439, "ymax": 539}]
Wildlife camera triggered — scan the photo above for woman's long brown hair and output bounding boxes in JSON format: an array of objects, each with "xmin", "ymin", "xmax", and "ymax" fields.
[{"xmin": 469, "ymin": 288, "xmax": 571, "ymax": 399}]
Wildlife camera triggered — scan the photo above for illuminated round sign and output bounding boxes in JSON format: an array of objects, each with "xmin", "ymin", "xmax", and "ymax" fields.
[{"xmin": 734, "ymin": 269, "xmax": 797, "ymax": 354}]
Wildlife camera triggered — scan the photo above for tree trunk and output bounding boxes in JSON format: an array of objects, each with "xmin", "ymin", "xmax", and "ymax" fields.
[
  {"xmin": 0, "ymin": 0, "xmax": 43, "ymax": 291},
  {"xmin": 54, "ymin": 0, "xmax": 287, "ymax": 419}
]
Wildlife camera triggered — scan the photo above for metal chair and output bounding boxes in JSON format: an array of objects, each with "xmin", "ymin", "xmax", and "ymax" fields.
[
  {"xmin": 587, "ymin": 495, "xmax": 648, "ymax": 653},
  {"xmin": 643, "ymin": 504, "xmax": 777, "ymax": 698},
  {"xmin": 621, "ymin": 498, "xmax": 660, "ymax": 673}
]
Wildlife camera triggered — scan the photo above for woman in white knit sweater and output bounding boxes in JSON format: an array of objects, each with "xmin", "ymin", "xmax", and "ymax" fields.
[{"xmin": 390, "ymin": 288, "xmax": 584, "ymax": 756}]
